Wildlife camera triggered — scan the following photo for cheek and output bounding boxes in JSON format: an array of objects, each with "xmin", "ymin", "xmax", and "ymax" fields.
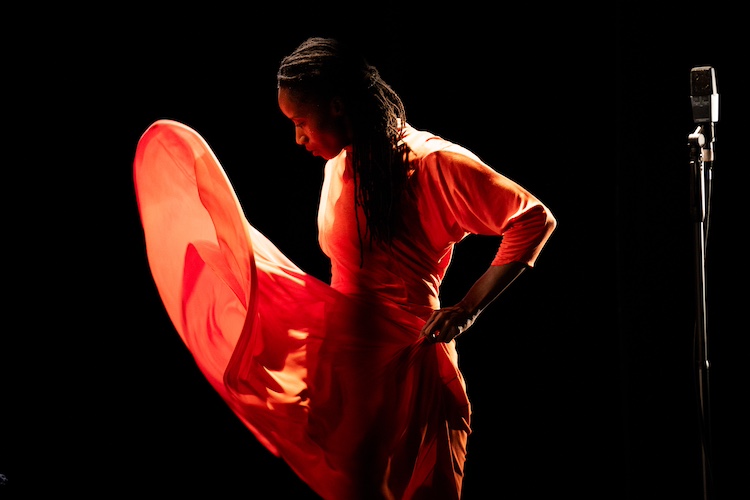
[{"xmin": 319, "ymin": 119, "xmax": 348, "ymax": 149}]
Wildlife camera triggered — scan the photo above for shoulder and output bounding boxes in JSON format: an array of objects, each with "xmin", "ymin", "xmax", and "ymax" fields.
[
  {"xmin": 402, "ymin": 124, "xmax": 493, "ymax": 180},
  {"xmin": 401, "ymin": 124, "xmax": 449, "ymax": 156},
  {"xmin": 403, "ymin": 124, "xmax": 484, "ymax": 162}
]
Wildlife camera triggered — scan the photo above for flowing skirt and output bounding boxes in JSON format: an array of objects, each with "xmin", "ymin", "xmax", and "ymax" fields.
[{"xmin": 133, "ymin": 119, "xmax": 471, "ymax": 499}]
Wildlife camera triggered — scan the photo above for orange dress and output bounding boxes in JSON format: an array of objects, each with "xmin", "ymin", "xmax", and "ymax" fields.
[{"xmin": 133, "ymin": 119, "xmax": 555, "ymax": 499}]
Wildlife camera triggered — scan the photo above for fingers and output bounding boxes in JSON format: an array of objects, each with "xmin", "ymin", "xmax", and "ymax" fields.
[
  {"xmin": 426, "ymin": 326, "xmax": 460, "ymax": 344},
  {"xmin": 421, "ymin": 309, "xmax": 467, "ymax": 344},
  {"xmin": 421, "ymin": 311, "xmax": 443, "ymax": 342}
]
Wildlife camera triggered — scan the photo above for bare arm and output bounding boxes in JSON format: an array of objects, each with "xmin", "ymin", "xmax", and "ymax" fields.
[{"xmin": 421, "ymin": 262, "xmax": 528, "ymax": 343}]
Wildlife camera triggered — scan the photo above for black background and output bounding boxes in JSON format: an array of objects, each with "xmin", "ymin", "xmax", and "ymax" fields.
[{"xmin": 2, "ymin": 2, "xmax": 745, "ymax": 499}]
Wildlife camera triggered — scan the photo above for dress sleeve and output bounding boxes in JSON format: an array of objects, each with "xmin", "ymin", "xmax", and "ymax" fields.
[{"xmin": 419, "ymin": 148, "xmax": 557, "ymax": 268}]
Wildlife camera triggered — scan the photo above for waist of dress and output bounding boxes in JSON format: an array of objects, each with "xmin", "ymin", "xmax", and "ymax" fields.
[{"xmin": 331, "ymin": 281, "xmax": 436, "ymax": 322}]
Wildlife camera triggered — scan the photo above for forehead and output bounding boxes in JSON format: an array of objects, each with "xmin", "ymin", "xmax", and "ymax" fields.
[{"xmin": 278, "ymin": 87, "xmax": 324, "ymax": 119}]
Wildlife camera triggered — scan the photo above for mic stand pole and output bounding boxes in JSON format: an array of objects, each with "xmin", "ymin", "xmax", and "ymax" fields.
[{"xmin": 687, "ymin": 125, "xmax": 713, "ymax": 500}]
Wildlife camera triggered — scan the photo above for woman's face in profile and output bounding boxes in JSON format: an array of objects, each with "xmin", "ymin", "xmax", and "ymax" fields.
[{"xmin": 278, "ymin": 87, "xmax": 351, "ymax": 161}]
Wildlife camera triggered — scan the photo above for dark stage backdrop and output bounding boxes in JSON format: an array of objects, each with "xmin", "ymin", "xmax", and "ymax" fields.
[{"xmin": 2, "ymin": 3, "xmax": 743, "ymax": 499}]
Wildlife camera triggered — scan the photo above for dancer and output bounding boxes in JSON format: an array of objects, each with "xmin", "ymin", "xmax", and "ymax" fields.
[{"xmin": 134, "ymin": 36, "xmax": 556, "ymax": 499}]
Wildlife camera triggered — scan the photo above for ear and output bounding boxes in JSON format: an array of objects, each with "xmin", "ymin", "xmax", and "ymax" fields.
[{"xmin": 330, "ymin": 97, "xmax": 345, "ymax": 116}]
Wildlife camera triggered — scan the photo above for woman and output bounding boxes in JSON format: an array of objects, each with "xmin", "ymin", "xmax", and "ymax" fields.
[{"xmin": 134, "ymin": 37, "xmax": 556, "ymax": 499}]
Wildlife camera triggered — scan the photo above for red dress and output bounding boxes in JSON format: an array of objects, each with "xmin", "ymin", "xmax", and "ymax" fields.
[{"xmin": 133, "ymin": 120, "xmax": 555, "ymax": 499}]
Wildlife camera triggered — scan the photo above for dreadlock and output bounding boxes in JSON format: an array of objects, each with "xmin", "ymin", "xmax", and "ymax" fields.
[{"xmin": 277, "ymin": 37, "xmax": 410, "ymax": 262}]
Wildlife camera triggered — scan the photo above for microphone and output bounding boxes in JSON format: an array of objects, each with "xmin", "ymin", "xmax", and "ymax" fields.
[
  {"xmin": 690, "ymin": 66, "xmax": 719, "ymax": 123},
  {"xmin": 690, "ymin": 66, "xmax": 718, "ymax": 162}
]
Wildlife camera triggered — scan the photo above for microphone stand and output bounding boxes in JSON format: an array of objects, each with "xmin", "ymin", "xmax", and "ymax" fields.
[{"xmin": 687, "ymin": 123, "xmax": 713, "ymax": 500}]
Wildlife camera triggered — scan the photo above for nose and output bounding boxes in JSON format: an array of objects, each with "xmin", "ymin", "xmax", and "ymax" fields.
[{"xmin": 295, "ymin": 129, "xmax": 308, "ymax": 146}]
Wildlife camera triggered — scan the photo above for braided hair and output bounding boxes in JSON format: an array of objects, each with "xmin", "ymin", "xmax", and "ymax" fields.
[{"xmin": 277, "ymin": 37, "xmax": 410, "ymax": 260}]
